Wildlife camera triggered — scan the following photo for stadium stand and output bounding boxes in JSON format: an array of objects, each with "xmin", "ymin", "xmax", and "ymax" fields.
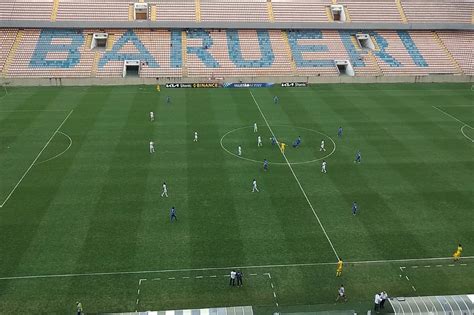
[
  {"xmin": 56, "ymin": 0, "xmax": 130, "ymax": 22},
  {"xmin": 0, "ymin": 29, "xmax": 18, "ymax": 74},
  {"xmin": 2, "ymin": 28, "xmax": 471, "ymax": 79},
  {"xmin": 150, "ymin": 0, "xmax": 196, "ymax": 22},
  {"xmin": 337, "ymin": 0, "xmax": 403, "ymax": 23},
  {"xmin": 0, "ymin": 0, "xmax": 53, "ymax": 21},
  {"xmin": 200, "ymin": 0, "xmax": 270, "ymax": 22},
  {"xmin": 271, "ymin": 0, "xmax": 331, "ymax": 23},
  {"xmin": 437, "ymin": 31, "xmax": 474, "ymax": 75},
  {"xmin": 402, "ymin": 0, "xmax": 473, "ymax": 24}
]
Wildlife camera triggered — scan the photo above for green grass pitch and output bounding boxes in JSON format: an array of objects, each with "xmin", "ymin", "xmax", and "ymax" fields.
[{"xmin": 0, "ymin": 83, "xmax": 472, "ymax": 314}]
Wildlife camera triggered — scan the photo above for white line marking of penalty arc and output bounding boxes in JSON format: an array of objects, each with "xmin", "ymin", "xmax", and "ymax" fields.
[
  {"xmin": 220, "ymin": 125, "xmax": 337, "ymax": 165},
  {"xmin": 0, "ymin": 110, "xmax": 74, "ymax": 208},
  {"xmin": 34, "ymin": 131, "xmax": 73, "ymax": 165},
  {"xmin": 460, "ymin": 125, "xmax": 474, "ymax": 142},
  {"xmin": 249, "ymin": 89, "xmax": 340, "ymax": 261},
  {"xmin": 1, "ymin": 256, "xmax": 473, "ymax": 281}
]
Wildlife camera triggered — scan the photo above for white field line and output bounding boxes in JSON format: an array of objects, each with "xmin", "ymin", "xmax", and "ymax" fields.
[
  {"xmin": 0, "ymin": 110, "xmax": 70, "ymax": 112},
  {"xmin": 432, "ymin": 106, "xmax": 473, "ymax": 128},
  {"xmin": 34, "ymin": 131, "xmax": 73, "ymax": 165},
  {"xmin": 0, "ymin": 256, "xmax": 472, "ymax": 281},
  {"xmin": 460, "ymin": 125, "xmax": 474, "ymax": 142},
  {"xmin": 0, "ymin": 110, "xmax": 74, "ymax": 208},
  {"xmin": 249, "ymin": 90, "xmax": 340, "ymax": 261}
]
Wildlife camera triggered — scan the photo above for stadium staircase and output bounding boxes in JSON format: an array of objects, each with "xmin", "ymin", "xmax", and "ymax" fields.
[
  {"xmin": 395, "ymin": 0, "xmax": 408, "ymax": 23},
  {"xmin": 367, "ymin": 51, "xmax": 383, "ymax": 76},
  {"xmin": 2, "ymin": 30, "xmax": 23, "ymax": 76},
  {"xmin": 344, "ymin": 6, "xmax": 351, "ymax": 22},
  {"xmin": 150, "ymin": 4, "xmax": 157, "ymax": 21},
  {"xmin": 182, "ymin": 30, "xmax": 188, "ymax": 77},
  {"xmin": 91, "ymin": 52, "xmax": 100, "ymax": 77},
  {"xmin": 106, "ymin": 34, "xmax": 115, "ymax": 51},
  {"xmin": 282, "ymin": 31, "xmax": 296, "ymax": 75},
  {"xmin": 84, "ymin": 33, "xmax": 92, "ymax": 49},
  {"xmin": 325, "ymin": 6, "xmax": 333, "ymax": 22},
  {"xmin": 50, "ymin": 0, "xmax": 60, "ymax": 22},
  {"xmin": 267, "ymin": 1, "xmax": 275, "ymax": 22},
  {"xmin": 195, "ymin": 0, "xmax": 201, "ymax": 22},
  {"xmin": 432, "ymin": 32, "xmax": 463, "ymax": 75},
  {"xmin": 128, "ymin": 4, "xmax": 134, "ymax": 21}
]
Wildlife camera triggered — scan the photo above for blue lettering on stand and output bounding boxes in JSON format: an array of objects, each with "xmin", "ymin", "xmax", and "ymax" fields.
[
  {"xmin": 98, "ymin": 30, "xmax": 158, "ymax": 68},
  {"xmin": 287, "ymin": 30, "xmax": 334, "ymax": 67},
  {"xmin": 397, "ymin": 31, "xmax": 428, "ymax": 67},
  {"xmin": 30, "ymin": 29, "xmax": 84, "ymax": 68},
  {"xmin": 170, "ymin": 30, "xmax": 182, "ymax": 68},
  {"xmin": 338, "ymin": 31, "xmax": 366, "ymax": 67},
  {"xmin": 369, "ymin": 31, "xmax": 402, "ymax": 67},
  {"xmin": 186, "ymin": 29, "xmax": 219, "ymax": 68},
  {"xmin": 226, "ymin": 30, "xmax": 274, "ymax": 68}
]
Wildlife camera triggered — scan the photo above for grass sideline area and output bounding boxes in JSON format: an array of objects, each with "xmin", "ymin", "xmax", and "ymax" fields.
[{"xmin": 0, "ymin": 83, "xmax": 472, "ymax": 313}]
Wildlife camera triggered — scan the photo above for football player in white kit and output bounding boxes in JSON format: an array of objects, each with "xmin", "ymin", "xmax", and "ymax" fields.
[
  {"xmin": 149, "ymin": 141, "xmax": 155, "ymax": 153},
  {"xmin": 150, "ymin": 111, "xmax": 154, "ymax": 122},
  {"xmin": 254, "ymin": 122, "xmax": 258, "ymax": 133},
  {"xmin": 161, "ymin": 182, "xmax": 168, "ymax": 197},
  {"xmin": 252, "ymin": 179, "xmax": 259, "ymax": 192},
  {"xmin": 320, "ymin": 139, "xmax": 326, "ymax": 152},
  {"xmin": 257, "ymin": 136, "xmax": 263, "ymax": 147},
  {"xmin": 321, "ymin": 160, "xmax": 327, "ymax": 173},
  {"xmin": 238, "ymin": 145, "xmax": 242, "ymax": 156},
  {"xmin": 194, "ymin": 131, "xmax": 198, "ymax": 142}
]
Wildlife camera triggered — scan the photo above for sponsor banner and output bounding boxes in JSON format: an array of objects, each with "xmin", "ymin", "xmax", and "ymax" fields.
[
  {"xmin": 165, "ymin": 83, "xmax": 220, "ymax": 88},
  {"xmin": 281, "ymin": 82, "xmax": 308, "ymax": 87},
  {"xmin": 223, "ymin": 83, "xmax": 274, "ymax": 88}
]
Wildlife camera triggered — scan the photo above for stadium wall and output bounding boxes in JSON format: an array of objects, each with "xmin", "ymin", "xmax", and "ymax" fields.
[
  {"xmin": 1, "ymin": 21, "xmax": 473, "ymax": 31},
  {"xmin": 1, "ymin": 74, "xmax": 472, "ymax": 87}
]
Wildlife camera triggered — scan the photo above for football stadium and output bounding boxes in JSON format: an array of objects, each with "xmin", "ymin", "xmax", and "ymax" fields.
[{"xmin": 0, "ymin": 1, "xmax": 473, "ymax": 314}]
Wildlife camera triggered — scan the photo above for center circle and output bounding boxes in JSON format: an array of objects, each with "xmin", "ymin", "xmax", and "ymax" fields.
[{"xmin": 220, "ymin": 125, "xmax": 336, "ymax": 165}]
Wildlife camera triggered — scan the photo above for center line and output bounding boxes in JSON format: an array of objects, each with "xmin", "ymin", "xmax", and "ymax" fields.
[{"xmin": 249, "ymin": 90, "xmax": 339, "ymax": 260}]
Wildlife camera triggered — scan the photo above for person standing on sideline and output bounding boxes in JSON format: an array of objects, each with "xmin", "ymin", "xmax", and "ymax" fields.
[
  {"xmin": 257, "ymin": 136, "xmax": 263, "ymax": 147},
  {"xmin": 354, "ymin": 150, "xmax": 361, "ymax": 163},
  {"xmin": 76, "ymin": 302, "xmax": 83, "ymax": 315},
  {"xmin": 170, "ymin": 206, "xmax": 177, "ymax": 222},
  {"xmin": 229, "ymin": 270, "xmax": 236, "ymax": 286},
  {"xmin": 263, "ymin": 159, "xmax": 268, "ymax": 171},
  {"xmin": 338, "ymin": 126, "xmax": 343, "ymax": 138},
  {"xmin": 252, "ymin": 179, "xmax": 259, "ymax": 192},
  {"xmin": 254, "ymin": 122, "xmax": 258, "ymax": 133},
  {"xmin": 321, "ymin": 160, "xmax": 327, "ymax": 173},
  {"xmin": 380, "ymin": 291, "xmax": 388, "ymax": 309},
  {"xmin": 161, "ymin": 182, "xmax": 168, "ymax": 197},
  {"xmin": 238, "ymin": 145, "xmax": 242, "ymax": 156},
  {"xmin": 236, "ymin": 270, "xmax": 243, "ymax": 287},
  {"xmin": 352, "ymin": 201, "xmax": 358, "ymax": 216},
  {"xmin": 374, "ymin": 293, "xmax": 382, "ymax": 312},
  {"xmin": 336, "ymin": 258, "xmax": 343, "ymax": 277},
  {"xmin": 335, "ymin": 285, "xmax": 347, "ymax": 302},
  {"xmin": 150, "ymin": 111, "xmax": 155, "ymax": 122},
  {"xmin": 320, "ymin": 140, "xmax": 326, "ymax": 152},
  {"xmin": 193, "ymin": 131, "xmax": 198, "ymax": 142},
  {"xmin": 149, "ymin": 141, "xmax": 155, "ymax": 154}
]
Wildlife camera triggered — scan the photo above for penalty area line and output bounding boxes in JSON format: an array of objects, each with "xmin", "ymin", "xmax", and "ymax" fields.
[
  {"xmin": 0, "ymin": 109, "xmax": 74, "ymax": 208},
  {"xmin": 0, "ymin": 256, "xmax": 473, "ymax": 281},
  {"xmin": 249, "ymin": 90, "xmax": 340, "ymax": 261}
]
